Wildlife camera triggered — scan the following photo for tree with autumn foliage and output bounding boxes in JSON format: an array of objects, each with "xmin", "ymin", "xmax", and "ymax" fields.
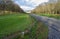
[{"xmin": 31, "ymin": 0, "xmax": 60, "ymax": 14}]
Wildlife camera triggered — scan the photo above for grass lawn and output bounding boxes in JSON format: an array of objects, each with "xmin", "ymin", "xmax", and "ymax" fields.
[
  {"xmin": 38, "ymin": 14, "xmax": 60, "ymax": 19},
  {"xmin": 0, "ymin": 13, "xmax": 32, "ymax": 37},
  {"xmin": 0, "ymin": 13, "xmax": 48, "ymax": 39}
]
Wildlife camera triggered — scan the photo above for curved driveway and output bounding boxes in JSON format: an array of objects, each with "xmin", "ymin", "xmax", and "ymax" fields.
[{"xmin": 29, "ymin": 14, "xmax": 60, "ymax": 39}]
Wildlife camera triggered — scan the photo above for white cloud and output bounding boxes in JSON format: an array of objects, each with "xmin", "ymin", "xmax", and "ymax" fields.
[
  {"xmin": 25, "ymin": 0, "xmax": 30, "ymax": 2},
  {"xmin": 20, "ymin": 5, "xmax": 34, "ymax": 11},
  {"xmin": 25, "ymin": 0, "xmax": 49, "ymax": 6},
  {"xmin": 23, "ymin": 0, "xmax": 48, "ymax": 11},
  {"xmin": 14, "ymin": 0, "xmax": 49, "ymax": 11},
  {"xmin": 24, "ymin": 0, "xmax": 49, "ymax": 11}
]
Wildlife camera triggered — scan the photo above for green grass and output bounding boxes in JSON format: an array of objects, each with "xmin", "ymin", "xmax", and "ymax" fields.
[
  {"xmin": 38, "ymin": 14, "xmax": 60, "ymax": 19},
  {"xmin": 30, "ymin": 19, "xmax": 48, "ymax": 39},
  {"xmin": 24, "ymin": 17, "xmax": 48, "ymax": 39},
  {"xmin": 0, "ymin": 13, "xmax": 48, "ymax": 39},
  {"xmin": 0, "ymin": 13, "xmax": 32, "ymax": 36}
]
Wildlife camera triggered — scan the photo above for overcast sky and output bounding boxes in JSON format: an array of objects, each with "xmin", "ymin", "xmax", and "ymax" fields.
[{"xmin": 13, "ymin": 0, "xmax": 49, "ymax": 11}]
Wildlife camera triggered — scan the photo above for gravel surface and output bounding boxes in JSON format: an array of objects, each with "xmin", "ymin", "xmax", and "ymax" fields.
[{"xmin": 30, "ymin": 14, "xmax": 60, "ymax": 39}]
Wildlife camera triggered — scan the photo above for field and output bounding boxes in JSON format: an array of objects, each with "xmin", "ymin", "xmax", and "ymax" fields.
[
  {"xmin": 0, "ymin": 13, "xmax": 48, "ymax": 39},
  {"xmin": 0, "ymin": 13, "xmax": 32, "ymax": 37}
]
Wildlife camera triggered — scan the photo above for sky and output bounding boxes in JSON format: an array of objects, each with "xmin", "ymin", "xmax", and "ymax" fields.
[{"xmin": 13, "ymin": 0, "xmax": 49, "ymax": 11}]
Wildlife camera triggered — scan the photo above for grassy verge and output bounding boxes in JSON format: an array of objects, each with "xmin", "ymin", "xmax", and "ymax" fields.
[
  {"xmin": 24, "ymin": 16, "xmax": 48, "ymax": 39},
  {"xmin": 37, "ymin": 14, "xmax": 60, "ymax": 19},
  {"xmin": 31, "ymin": 18, "xmax": 48, "ymax": 39},
  {"xmin": 0, "ymin": 13, "xmax": 32, "ymax": 38}
]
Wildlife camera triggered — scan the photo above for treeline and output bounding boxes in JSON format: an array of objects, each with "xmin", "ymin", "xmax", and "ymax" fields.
[
  {"xmin": 31, "ymin": 0, "xmax": 60, "ymax": 14},
  {"xmin": 0, "ymin": 0, "xmax": 25, "ymax": 15}
]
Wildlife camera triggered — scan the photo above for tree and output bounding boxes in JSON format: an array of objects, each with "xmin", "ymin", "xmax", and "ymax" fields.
[
  {"xmin": 31, "ymin": 1, "xmax": 58, "ymax": 14},
  {"xmin": 54, "ymin": 0, "xmax": 60, "ymax": 14},
  {"xmin": 0, "ymin": 0, "xmax": 25, "ymax": 14}
]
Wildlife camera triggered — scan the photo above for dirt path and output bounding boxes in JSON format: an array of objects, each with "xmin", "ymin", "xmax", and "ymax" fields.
[{"xmin": 29, "ymin": 14, "xmax": 60, "ymax": 39}]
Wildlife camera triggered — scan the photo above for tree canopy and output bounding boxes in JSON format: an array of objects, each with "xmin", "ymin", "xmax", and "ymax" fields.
[
  {"xmin": 31, "ymin": 0, "xmax": 60, "ymax": 14},
  {"xmin": 0, "ymin": 0, "xmax": 24, "ymax": 13}
]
